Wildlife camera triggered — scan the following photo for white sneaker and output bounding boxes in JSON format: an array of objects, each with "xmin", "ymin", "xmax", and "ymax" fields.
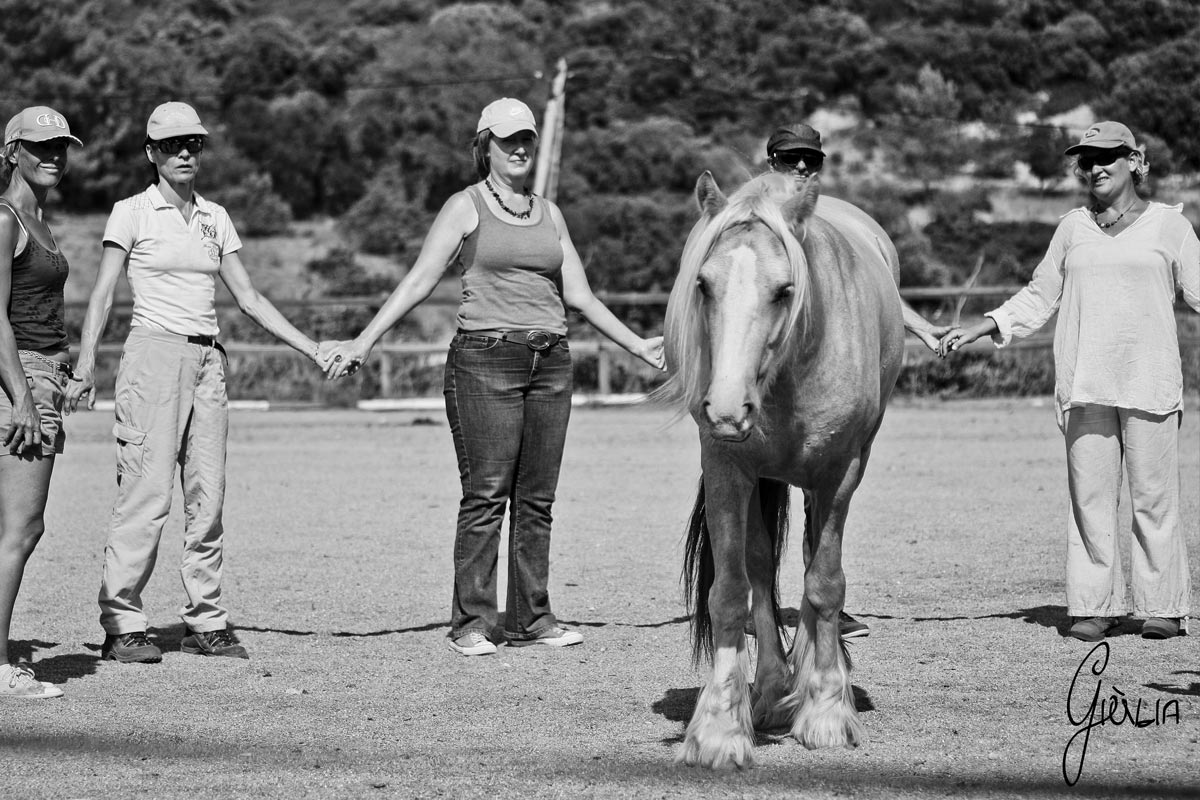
[
  {"xmin": 448, "ymin": 631, "xmax": 498, "ymax": 656},
  {"xmin": 0, "ymin": 663, "xmax": 63, "ymax": 699},
  {"xmin": 508, "ymin": 626, "xmax": 583, "ymax": 648}
]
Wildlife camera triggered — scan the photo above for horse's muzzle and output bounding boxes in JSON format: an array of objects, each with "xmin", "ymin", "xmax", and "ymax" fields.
[{"xmin": 703, "ymin": 401, "xmax": 755, "ymax": 441}]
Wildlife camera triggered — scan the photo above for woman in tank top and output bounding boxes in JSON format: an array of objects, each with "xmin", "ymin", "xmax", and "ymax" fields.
[
  {"xmin": 324, "ymin": 98, "xmax": 663, "ymax": 656},
  {"xmin": 0, "ymin": 106, "xmax": 83, "ymax": 698}
]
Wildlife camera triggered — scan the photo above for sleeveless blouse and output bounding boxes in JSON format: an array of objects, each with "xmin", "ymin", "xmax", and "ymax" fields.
[
  {"xmin": 1, "ymin": 201, "xmax": 69, "ymax": 351},
  {"xmin": 455, "ymin": 186, "xmax": 567, "ymax": 334}
]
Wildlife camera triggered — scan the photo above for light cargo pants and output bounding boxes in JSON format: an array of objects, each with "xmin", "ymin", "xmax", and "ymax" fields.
[
  {"xmin": 98, "ymin": 328, "xmax": 230, "ymax": 635},
  {"xmin": 1064, "ymin": 403, "xmax": 1191, "ymax": 619}
]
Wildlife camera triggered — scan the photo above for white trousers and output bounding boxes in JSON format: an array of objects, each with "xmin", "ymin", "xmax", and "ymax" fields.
[{"xmin": 1064, "ymin": 403, "xmax": 1191, "ymax": 618}]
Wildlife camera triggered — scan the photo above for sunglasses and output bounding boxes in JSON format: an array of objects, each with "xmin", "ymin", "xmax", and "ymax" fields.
[
  {"xmin": 151, "ymin": 136, "xmax": 206, "ymax": 155},
  {"xmin": 1076, "ymin": 150, "xmax": 1128, "ymax": 171},
  {"xmin": 773, "ymin": 151, "xmax": 823, "ymax": 171}
]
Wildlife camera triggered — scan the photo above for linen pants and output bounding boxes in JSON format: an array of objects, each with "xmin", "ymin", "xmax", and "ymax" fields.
[
  {"xmin": 1063, "ymin": 403, "xmax": 1190, "ymax": 619},
  {"xmin": 443, "ymin": 333, "xmax": 573, "ymax": 642},
  {"xmin": 98, "ymin": 328, "xmax": 230, "ymax": 635}
]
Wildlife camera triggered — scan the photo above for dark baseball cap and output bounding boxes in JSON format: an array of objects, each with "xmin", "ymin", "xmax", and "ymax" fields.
[{"xmin": 767, "ymin": 124, "xmax": 823, "ymax": 156}]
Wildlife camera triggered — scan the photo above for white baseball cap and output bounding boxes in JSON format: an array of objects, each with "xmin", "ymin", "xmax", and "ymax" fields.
[{"xmin": 476, "ymin": 98, "xmax": 537, "ymax": 138}]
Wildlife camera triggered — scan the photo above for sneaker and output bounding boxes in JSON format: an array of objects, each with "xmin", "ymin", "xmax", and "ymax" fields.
[
  {"xmin": 181, "ymin": 628, "xmax": 249, "ymax": 659},
  {"xmin": 507, "ymin": 626, "xmax": 583, "ymax": 648},
  {"xmin": 102, "ymin": 631, "xmax": 163, "ymax": 663},
  {"xmin": 1067, "ymin": 617, "xmax": 1119, "ymax": 642},
  {"xmin": 839, "ymin": 611, "xmax": 870, "ymax": 640},
  {"xmin": 0, "ymin": 663, "xmax": 63, "ymax": 699},
  {"xmin": 448, "ymin": 631, "xmax": 498, "ymax": 656},
  {"xmin": 1142, "ymin": 617, "xmax": 1182, "ymax": 640}
]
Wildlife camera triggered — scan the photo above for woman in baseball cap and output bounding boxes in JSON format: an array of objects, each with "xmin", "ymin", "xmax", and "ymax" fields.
[
  {"xmin": 323, "ymin": 97, "xmax": 665, "ymax": 656},
  {"xmin": 66, "ymin": 101, "xmax": 328, "ymax": 664},
  {"xmin": 939, "ymin": 121, "xmax": 1198, "ymax": 641},
  {"xmin": 0, "ymin": 105, "xmax": 82, "ymax": 699}
]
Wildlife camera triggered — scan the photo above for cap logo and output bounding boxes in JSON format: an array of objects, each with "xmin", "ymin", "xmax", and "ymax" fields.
[
  {"xmin": 1083, "ymin": 128, "xmax": 1099, "ymax": 139},
  {"xmin": 36, "ymin": 113, "xmax": 67, "ymax": 130}
]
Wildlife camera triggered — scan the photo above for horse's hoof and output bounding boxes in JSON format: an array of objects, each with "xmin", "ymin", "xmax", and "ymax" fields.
[{"xmin": 675, "ymin": 734, "xmax": 755, "ymax": 770}]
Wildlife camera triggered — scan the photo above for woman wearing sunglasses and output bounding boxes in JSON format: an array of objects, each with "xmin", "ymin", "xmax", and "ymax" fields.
[
  {"xmin": 0, "ymin": 107, "xmax": 83, "ymax": 698},
  {"xmin": 66, "ymin": 102, "xmax": 328, "ymax": 663},
  {"xmin": 940, "ymin": 121, "xmax": 1199, "ymax": 641}
]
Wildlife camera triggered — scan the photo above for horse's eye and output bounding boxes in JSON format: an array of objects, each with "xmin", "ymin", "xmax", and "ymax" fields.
[
  {"xmin": 774, "ymin": 284, "xmax": 795, "ymax": 303},
  {"xmin": 696, "ymin": 277, "xmax": 710, "ymax": 298}
]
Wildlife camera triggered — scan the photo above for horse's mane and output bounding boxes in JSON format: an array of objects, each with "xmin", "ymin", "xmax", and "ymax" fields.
[{"xmin": 659, "ymin": 173, "xmax": 811, "ymax": 412}]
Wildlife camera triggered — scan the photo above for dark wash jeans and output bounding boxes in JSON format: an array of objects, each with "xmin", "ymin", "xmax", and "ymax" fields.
[{"xmin": 443, "ymin": 332, "xmax": 573, "ymax": 641}]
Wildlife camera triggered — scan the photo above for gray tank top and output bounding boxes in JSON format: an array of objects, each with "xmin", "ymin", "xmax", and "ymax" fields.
[{"xmin": 455, "ymin": 185, "xmax": 567, "ymax": 334}]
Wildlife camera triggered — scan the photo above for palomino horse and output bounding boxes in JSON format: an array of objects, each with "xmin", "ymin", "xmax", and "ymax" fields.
[{"xmin": 661, "ymin": 171, "xmax": 904, "ymax": 768}]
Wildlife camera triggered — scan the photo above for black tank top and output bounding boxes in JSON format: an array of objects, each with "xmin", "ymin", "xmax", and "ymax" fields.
[{"xmin": 2, "ymin": 201, "xmax": 69, "ymax": 351}]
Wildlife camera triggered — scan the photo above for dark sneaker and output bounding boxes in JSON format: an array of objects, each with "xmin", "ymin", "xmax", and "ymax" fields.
[
  {"xmin": 180, "ymin": 628, "xmax": 249, "ymax": 659},
  {"xmin": 508, "ymin": 626, "xmax": 583, "ymax": 648},
  {"xmin": 1141, "ymin": 617, "xmax": 1181, "ymax": 639},
  {"xmin": 102, "ymin": 631, "xmax": 163, "ymax": 663},
  {"xmin": 448, "ymin": 631, "xmax": 498, "ymax": 656},
  {"xmin": 1068, "ymin": 617, "xmax": 1119, "ymax": 642},
  {"xmin": 839, "ymin": 611, "xmax": 870, "ymax": 640}
]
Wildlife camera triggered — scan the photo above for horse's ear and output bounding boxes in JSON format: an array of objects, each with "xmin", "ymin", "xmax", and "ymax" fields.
[
  {"xmin": 781, "ymin": 175, "xmax": 820, "ymax": 231},
  {"xmin": 695, "ymin": 171, "xmax": 726, "ymax": 218}
]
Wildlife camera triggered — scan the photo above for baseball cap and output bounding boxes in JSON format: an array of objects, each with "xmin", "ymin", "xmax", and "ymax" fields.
[
  {"xmin": 146, "ymin": 101, "xmax": 208, "ymax": 140},
  {"xmin": 1064, "ymin": 121, "xmax": 1136, "ymax": 155},
  {"xmin": 767, "ymin": 124, "xmax": 823, "ymax": 156},
  {"xmin": 476, "ymin": 98, "xmax": 538, "ymax": 138},
  {"xmin": 4, "ymin": 106, "xmax": 83, "ymax": 147}
]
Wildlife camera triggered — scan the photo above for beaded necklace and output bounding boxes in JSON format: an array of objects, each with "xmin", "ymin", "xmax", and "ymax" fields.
[
  {"xmin": 1091, "ymin": 201, "xmax": 1136, "ymax": 230},
  {"xmin": 485, "ymin": 178, "xmax": 534, "ymax": 220}
]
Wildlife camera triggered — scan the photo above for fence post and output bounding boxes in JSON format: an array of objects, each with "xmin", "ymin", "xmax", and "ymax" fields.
[
  {"xmin": 379, "ymin": 351, "xmax": 393, "ymax": 397},
  {"xmin": 597, "ymin": 346, "xmax": 611, "ymax": 395}
]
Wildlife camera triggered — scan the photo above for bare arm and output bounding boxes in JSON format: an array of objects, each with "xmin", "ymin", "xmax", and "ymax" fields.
[
  {"xmin": 0, "ymin": 207, "xmax": 39, "ymax": 451},
  {"xmin": 65, "ymin": 243, "xmax": 128, "ymax": 412},
  {"xmin": 324, "ymin": 192, "xmax": 476, "ymax": 378},
  {"xmin": 901, "ymin": 300, "xmax": 952, "ymax": 353},
  {"xmin": 219, "ymin": 250, "xmax": 320, "ymax": 360},
  {"xmin": 550, "ymin": 202, "xmax": 664, "ymax": 370}
]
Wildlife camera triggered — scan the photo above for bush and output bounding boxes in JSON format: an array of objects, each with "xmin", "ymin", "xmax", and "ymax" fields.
[{"xmin": 218, "ymin": 172, "xmax": 295, "ymax": 236}]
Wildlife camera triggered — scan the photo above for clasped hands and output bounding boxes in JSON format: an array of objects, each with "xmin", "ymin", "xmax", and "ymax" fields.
[{"xmin": 315, "ymin": 340, "xmax": 368, "ymax": 380}]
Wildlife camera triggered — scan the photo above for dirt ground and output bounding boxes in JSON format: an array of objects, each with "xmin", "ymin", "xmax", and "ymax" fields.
[{"xmin": 3, "ymin": 400, "xmax": 1198, "ymax": 799}]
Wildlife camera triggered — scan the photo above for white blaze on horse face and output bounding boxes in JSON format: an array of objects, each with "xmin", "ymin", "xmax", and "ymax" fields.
[{"xmin": 701, "ymin": 240, "xmax": 788, "ymax": 438}]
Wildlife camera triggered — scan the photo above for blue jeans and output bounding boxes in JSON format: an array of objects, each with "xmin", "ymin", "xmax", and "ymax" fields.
[{"xmin": 443, "ymin": 332, "xmax": 573, "ymax": 641}]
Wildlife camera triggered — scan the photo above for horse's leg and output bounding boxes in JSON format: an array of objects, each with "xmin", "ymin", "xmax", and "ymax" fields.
[
  {"xmin": 785, "ymin": 458, "xmax": 866, "ymax": 750},
  {"xmin": 678, "ymin": 460, "xmax": 756, "ymax": 769},
  {"xmin": 747, "ymin": 480, "xmax": 791, "ymax": 731}
]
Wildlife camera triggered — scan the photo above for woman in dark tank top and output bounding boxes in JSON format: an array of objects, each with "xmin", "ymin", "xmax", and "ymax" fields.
[
  {"xmin": 0, "ymin": 106, "xmax": 83, "ymax": 699},
  {"xmin": 323, "ymin": 97, "xmax": 664, "ymax": 655}
]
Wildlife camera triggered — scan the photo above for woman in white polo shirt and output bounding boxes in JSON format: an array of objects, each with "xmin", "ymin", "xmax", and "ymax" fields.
[
  {"xmin": 940, "ymin": 121, "xmax": 1199, "ymax": 642},
  {"xmin": 66, "ymin": 101, "xmax": 328, "ymax": 663}
]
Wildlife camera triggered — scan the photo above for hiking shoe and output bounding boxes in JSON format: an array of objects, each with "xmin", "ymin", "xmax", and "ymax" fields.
[
  {"xmin": 102, "ymin": 631, "xmax": 163, "ymax": 663},
  {"xmin": 180, "ymin": 628, "xmax": 249, "ymax": 659},
  {"xmin": 448, "ymin": 631, "xmax": 498, "ymax": 656},
  {"xmin": 1142, "ymin": 617, "xmax": 1182, "ymax": 640},
  {"xmin": 1067, "ymin": 617, "xmax": 1119, "ymax": 642},
  {"xmin": 0, "ymin": 663, "xmax": 63, "ymax": 699},
  {"xmin": 507, "ymin": 626, "xmax": 583, "ymax": 648},
  {"xmin": 839, "ymin": 611, "xmax": 870, "ymax": 640}
]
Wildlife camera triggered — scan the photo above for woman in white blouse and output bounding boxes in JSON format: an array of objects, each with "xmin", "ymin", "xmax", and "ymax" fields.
[{"xmin": 940, "ymin": 121, "xmax": 1199, "ymax": 642}]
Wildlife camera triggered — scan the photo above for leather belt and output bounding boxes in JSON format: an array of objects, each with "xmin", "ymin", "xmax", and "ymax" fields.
[
  {"xmin": 186, "ymin": 334, "xmax": 218, "ymax": 347},
  {"xmin": 461, "ymin": 329, "xmax": 563, "ymax": 352}
]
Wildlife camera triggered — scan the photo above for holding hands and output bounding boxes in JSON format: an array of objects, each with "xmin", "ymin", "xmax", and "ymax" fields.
[
  {"xmin": 936, "ymin": 319, "xmax": 996, "ymax": 358},
  {"xmin": 318, "ymin": 339, "xmax": 369, "ymax": 380}
]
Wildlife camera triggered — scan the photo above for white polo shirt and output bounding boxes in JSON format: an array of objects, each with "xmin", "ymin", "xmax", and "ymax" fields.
[{"xmin": 102, "ymin": 185, "xmax": 242, "ymax": 337}]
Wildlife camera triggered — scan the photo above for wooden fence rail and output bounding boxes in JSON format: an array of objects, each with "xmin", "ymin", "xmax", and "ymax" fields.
[{"xmin": 73, "ymin": 288, "xmax": 1199, "ymax": 398}]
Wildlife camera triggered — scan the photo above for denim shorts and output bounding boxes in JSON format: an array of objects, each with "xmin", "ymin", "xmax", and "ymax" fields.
[{"xmin": 0, "ymin": 352, "xmax": 68, "ymax": 456}]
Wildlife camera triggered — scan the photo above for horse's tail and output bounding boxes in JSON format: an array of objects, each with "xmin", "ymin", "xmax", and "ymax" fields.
[{"xmin": 683, "ymin": 476, "xmax": 791, "ymax": 666}]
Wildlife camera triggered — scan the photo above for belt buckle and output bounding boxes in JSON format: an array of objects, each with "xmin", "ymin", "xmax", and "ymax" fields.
[{"xmin": 525, "ymin": 330, "xmax": 553, "ymax": 351}]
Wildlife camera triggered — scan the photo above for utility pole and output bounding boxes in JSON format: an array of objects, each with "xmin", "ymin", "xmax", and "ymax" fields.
[{"xmin": 534, "ymin": 58, "xmax": 567, "ymax": 201}]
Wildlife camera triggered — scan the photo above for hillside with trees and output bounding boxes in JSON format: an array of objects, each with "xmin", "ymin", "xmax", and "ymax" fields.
[{"xmin": 2, "ymin": 0, "xmax": 1197, "ymax": 395}]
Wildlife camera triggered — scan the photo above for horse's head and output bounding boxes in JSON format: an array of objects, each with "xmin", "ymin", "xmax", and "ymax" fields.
[{"xmin": 663, "ymin": 171, "xmax": 816, "ymax": 441}]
